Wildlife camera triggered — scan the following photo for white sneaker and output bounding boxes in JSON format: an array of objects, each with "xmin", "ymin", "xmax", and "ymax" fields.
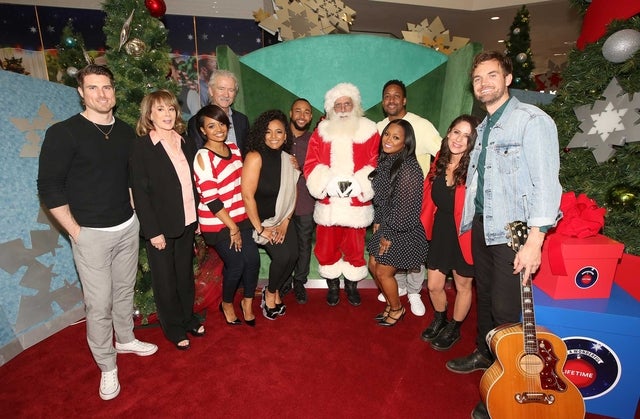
[
  {"xmin": 99, "ymin": 367, "xmax": 120, "ymax": 400},
  {"xmin": 115, "ymin": 339, "xmax": 158, "ymax": 356},
  {"xmin": 377, "ymin": 287, "xmax": 407, "ymax": 302},
  {"xmin": 408, "ymin": 293, "xmax": 426, "ymax": 316}
]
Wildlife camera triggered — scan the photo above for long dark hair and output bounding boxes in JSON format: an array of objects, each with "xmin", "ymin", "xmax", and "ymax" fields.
[
  {"xmin": 370, "ymin": 119, "xmax": 416, "ymax": 198},
  {"xmin": 246, "ymin": 109, "xmax": 292, "ymax": 153},
  {"xmin": 428, "ymin": 114, "xmax": 479, "ymax": 186}
]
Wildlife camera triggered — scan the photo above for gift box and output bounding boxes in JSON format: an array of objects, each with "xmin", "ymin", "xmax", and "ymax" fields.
[
  {"xmin": 614, "ymin": 253, "xmax": 640, "ymax": 302},
  {"xmin": 535, "ymin": 234, "xmax": 624, "ymax": 299},
  {"xmin": 534, "ymin": 285, "xmax": 640, "ymax": 419}
]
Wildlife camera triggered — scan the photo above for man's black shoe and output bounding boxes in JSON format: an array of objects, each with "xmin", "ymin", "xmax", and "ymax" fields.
[
  {"xmin": 344, "ymin": 279, "xmax": 361, "ymax": 306},
  {"xmin": 470, "ymin": 401, "xmax": 489, "ymax": 419},
  {"xmin": 326, "ymin": 278, "xmax": 340, "ymax": 306},
  {"xmin": 446, "ymin": 349, "xmax": 492, "ymax": 374},
  {"xmin": 293, "ymin": 280, "xmax": 307, "ymax": 304}
]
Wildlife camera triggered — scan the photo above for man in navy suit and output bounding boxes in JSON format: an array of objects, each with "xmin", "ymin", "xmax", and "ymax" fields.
[{"xmin": 188, "ymin": 69, "xmax": 249, "ymax": 154}]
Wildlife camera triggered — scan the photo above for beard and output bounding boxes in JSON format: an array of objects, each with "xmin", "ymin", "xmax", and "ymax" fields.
[
  {"xmin": 291, "ymin": 119, "xmax": 311, "ymax": 132},
  {"xmin": 325, "ymin": 110, "xmax": 360, "ymax": 137}
]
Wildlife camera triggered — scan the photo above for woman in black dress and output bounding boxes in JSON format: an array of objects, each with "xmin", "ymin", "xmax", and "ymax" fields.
[
  {"xmin": 368, "ymin": 119, "xmax": 428, "ymax": 327},
  {"xmin": 420, "ymin": 115, "xmax": 479, "ymax": 350}
]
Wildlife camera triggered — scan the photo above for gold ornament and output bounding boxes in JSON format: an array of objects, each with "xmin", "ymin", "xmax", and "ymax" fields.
[{"xmin": 125, "ymin": 38, "xmax": 146, "ymax": 58}]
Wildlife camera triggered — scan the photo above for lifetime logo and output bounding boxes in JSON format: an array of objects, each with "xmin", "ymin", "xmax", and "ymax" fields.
[{"xmin": 574, "ymin": 266, "xmax": 599, "ymax": 289}]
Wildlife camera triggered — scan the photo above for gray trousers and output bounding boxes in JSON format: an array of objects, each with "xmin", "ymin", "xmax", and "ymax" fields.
[
  {"xmin": 394, "ymin": 264, "xmax": 425, "ymax": 294},
  {"xmin": 71, "ymin": 216, "xmax": 140, "ymax": 371}
]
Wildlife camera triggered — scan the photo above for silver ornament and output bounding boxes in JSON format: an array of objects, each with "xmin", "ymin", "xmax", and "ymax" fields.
[
  {"xmin": 66, "ymin": 66, "xmax": 78, "ymax": 77},
  {"xmin": 512, "ymin": 27, "xmax": 521, "ymax": 35},
  {"xmin": 516, "ymin": 52, "xmax": 528, "ymax": 63},
  {"xmin": 602, "ymin": 29, "xmax": 640, "ymax": 63}
]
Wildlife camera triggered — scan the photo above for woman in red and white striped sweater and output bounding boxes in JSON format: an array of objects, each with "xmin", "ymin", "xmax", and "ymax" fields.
[{"xmin": 193, "ymin": 105, "xmax": 260, "ymax": 327}]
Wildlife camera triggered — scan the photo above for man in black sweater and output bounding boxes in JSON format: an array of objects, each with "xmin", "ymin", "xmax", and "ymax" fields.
[{"xmin": 37, "ymin": 65, "xmax": 157, "ymax": 401}]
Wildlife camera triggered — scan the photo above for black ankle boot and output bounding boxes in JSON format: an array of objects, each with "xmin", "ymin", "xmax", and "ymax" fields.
[
  {"xmin": 421, "ymin": 310, "xmax": 447, "ymax": 342},
  {"xmin": 326, "ymin": 278, "xmax": 340, "ymax": 306},
  {"xmin": 344, "ymin": 279, "xmax": 361, "ymax": 306},
  {"xmin": 430, "ymin": 320, "xmax": 461, "ymax": 351}
]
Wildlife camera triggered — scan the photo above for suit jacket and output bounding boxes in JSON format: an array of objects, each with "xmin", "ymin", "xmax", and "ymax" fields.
[
  {"xmin": 188, "ymin": 108, "xmax": 249, "ymax": 155},
  {"xmin": 130, "ymin": 133, "xmax": 198, "ymax": 239}
]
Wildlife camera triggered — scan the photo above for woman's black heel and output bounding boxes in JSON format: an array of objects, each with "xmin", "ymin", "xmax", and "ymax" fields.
[
  {"xmin": 219, "ymin": 302, "xmax": 242, "ymax": 326},
  {"xmin": 378, "ymin": 306, "xmax": 405, "ymax": 327},
  {"xmin": 240, "ymin": 302, "xmax": 256, "ymax": 327},
  {"xmin": 374, "ymin": 305, "xmax": 391, "ymax": 322}
]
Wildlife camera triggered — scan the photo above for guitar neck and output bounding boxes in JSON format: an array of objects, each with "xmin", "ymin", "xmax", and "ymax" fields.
[{"xmin": 521, "ymin": 275, "xmax": 538, "ymax": 355}]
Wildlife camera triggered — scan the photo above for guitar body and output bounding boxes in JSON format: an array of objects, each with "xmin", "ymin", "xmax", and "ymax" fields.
[{"xmin": 480, "ymin": 323, "xmax": 585, "ymax": 419}]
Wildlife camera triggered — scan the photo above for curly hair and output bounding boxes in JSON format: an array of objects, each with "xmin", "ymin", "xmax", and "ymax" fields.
[
  {"xmin": 428, "ymin": 114, "xmax": 480, "ymax": 186},
  {"xmin": 246, "ymin": 109, "xmax": 292, "ymax": 153},
  {"xmin": 135, "ymin": 90, "xmax": 186, "ymax": 136}
]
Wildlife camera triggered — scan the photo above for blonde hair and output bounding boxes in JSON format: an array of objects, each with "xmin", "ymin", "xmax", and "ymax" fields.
[{"xmin": 136, "ymin": 90, "xmax": 186, "ymax": 136}]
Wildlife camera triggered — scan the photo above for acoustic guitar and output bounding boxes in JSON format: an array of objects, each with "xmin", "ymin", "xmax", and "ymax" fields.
[{"xmin": 479, "ymin": 221, "xmax": 585, "ymax": 418}]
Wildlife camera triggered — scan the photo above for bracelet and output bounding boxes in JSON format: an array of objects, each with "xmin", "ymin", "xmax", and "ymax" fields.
[
  {"xmin": 258, "ymin": 227, "xmax": 265, "ymax": 236},
  {"xmin": 230, "ymin": 229, "xmax": 240, "ymax": 237}
]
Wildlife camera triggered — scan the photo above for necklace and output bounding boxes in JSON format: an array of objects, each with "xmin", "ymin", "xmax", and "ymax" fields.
[{"xmin": 91, "ymin": 120, "xmax": 115, "ymax": 140}]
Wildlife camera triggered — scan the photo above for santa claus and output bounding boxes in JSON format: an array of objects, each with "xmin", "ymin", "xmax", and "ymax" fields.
[{"xmin": 304, "ymin": 83, "xmax": 380, "ymax": 306}]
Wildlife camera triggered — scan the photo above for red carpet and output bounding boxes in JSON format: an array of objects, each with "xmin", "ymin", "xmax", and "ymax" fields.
[{"xmin": 0, "ymin": 288, "xmax": 618, "ymax": 418}]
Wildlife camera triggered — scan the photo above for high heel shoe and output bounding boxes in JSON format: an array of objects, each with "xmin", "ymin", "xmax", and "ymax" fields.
[
  {"xmin": 188, "ymin": 324, "xmax": 205, "ymax": 337},
  {"xmin": 219, "ymin": 302, "xmax": 242, "ymax": 326},
  {"xmin": 276, "ymin": 302, "xmax": 286, "ymax": 316},
  {"xmin": 378, "ymin": 306, "xmax": 405, "ymax": 327},
  {"xmin": 374, "ymin": 305, "xmax": 391, "ymax": 322},
  {"xmin": 240, "ymin": 302, "xmax": 256, "ymax": 327}
]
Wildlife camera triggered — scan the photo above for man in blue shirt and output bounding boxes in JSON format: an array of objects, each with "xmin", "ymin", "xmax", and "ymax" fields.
[{"xmin": 445, "ymin": 51, "xmax": 562, "ymax": 419}]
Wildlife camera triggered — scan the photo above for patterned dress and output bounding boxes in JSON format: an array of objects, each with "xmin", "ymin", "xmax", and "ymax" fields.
[{"xmin": 367, "ymin": 153, "xmax": 428, "ymax": 269}]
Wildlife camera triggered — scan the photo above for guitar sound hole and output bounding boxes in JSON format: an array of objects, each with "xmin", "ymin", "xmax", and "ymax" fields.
[{"xmin": 519, "ymin": 354, "xmax": 544, "ymax": 375}]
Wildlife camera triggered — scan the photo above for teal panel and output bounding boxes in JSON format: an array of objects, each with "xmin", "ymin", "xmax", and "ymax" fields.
[{"xmin": 240, "ymin": 34, "xmax": 448, "ymax": 111}]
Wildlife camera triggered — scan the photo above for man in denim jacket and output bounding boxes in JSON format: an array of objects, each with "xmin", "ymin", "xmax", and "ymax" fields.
[{"xmin": 445, "ymin": 51, "xmax": 562, "ymax": 419}]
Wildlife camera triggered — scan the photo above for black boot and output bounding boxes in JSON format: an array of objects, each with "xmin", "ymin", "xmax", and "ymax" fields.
[
  {"xmin": 293, "ymin": 280, "xmax": 307, "ymax": 304},
  {"xmin": 326, "ymin": 278, "xmax": 340, "ymax": 306},
  {"xmin": 430, "ymin": 320, "xmax": 461, "ymax": 351},
  {"xmin": 420, "ymin": 310, "xmax": 447, "ymax": 342},
  {"xmin": 344, "ymin": 279, "xmax": 361, "ymax": 306}
]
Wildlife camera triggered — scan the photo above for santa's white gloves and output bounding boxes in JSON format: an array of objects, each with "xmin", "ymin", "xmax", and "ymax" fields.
[
  {"xmin": 342, "ymin": 177, "xmax": 362, "ymax": 198},
  {"xmin": 325, "ymin": 176, "xmax": 343, "ymax": 197}
]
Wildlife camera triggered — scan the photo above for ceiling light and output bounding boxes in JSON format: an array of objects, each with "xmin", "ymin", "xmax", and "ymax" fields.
[
  {"xmin": 497, "ymin": 39, "xmax": 504, "ymax": 43},
  {"xmin": 490, "ymin": 16, "xmax": 500, "ymax": 20}
]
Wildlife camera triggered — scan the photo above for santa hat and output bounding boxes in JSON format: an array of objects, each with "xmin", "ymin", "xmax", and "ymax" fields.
[{"xmin": 324, "ymin": 82, "xmax": 362, "ymax": 114}]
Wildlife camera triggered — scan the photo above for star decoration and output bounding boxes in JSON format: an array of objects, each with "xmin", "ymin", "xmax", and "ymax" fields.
[
  {"xmin": 256, "ymin": 0, "xmax": 355, "ymax": 41},
  {"xmin": 10, "ymin": 103, "xmax": 56, "ymax": 158},
  {"xmin": 567, "ymin": 77, "xmax": 640, "ymax": 163},
  {"xmin": 534, "ymin": 60, "xmax": 565, "ymax": 92},
  {"xmin": 253, "ymin": 8, "xmax": 271, "ymax": 22},
  {"xmin": 402, "ymin": 17, "xmax": 469, "ymax": 55}
]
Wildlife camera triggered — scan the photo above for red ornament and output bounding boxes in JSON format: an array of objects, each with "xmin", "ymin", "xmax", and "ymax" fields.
[{"xmin": 145, "ymin": 0, "xmax": 166, "ymax": 18}]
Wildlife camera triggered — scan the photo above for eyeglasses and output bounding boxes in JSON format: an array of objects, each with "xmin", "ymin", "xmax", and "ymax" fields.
[{"xmin": 333, "ymin": 101, "xmax": 353, "ymax": 112}]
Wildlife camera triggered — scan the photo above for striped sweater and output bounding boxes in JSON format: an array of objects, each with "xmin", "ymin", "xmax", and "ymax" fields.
[{"xmin": 193, "ymin": 143, "xmax": 247, "ymax": 233}]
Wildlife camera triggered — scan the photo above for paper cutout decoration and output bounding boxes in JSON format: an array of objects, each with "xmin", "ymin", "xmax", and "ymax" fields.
[
  {"xmin": 402, "ymin": 17, "xmax": 469, "ymax": 55},
  {"xmin": 255, "ymin": 0, "xmax": 356, "ymax": 41},
  {"xmin": 567, "ymin": 77, "xmax": 640, "ymax": 163}
]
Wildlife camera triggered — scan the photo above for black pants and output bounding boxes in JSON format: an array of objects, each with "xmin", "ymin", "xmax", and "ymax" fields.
[
  {"xmin": 213, "ymin": 228, "xmax": 260, "ymax": 303},
  {"xmin": 472, "ymin": 215, "xmax": 522, "ymax": 357},
  {"xmin": 147, "ymin": 222, "xmax": 200, "ymax": 344},
  {"xmin": 263, "ymin": 223, "xmax": 299, "ymax": 293},
  {"xmin": 292, "ymin": 214, "xmax": 315, "ymax": 283}
]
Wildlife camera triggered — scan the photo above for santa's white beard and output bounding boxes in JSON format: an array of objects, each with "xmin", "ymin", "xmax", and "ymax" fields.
[{"xmin": 325, "ymin": 112, "xmax": 360, "ymax": 138}]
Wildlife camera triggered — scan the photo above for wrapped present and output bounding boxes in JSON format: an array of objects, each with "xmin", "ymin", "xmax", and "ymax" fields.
[
  {"xmin": 535, "ymin": 192, "xmax": 623, "ymax": 299},
  {"xmin": 614, "ymin": 253, "xmax": 640, "ymax": 302}
]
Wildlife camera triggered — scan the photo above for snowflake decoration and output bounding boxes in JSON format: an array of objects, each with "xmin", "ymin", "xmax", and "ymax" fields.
[
  {"xmin": 255, "ymin": 0, "xmax": 355, "ymax": 41},
  {"xmin": 567, "ymin": 77, "xmax": 640, "ymax": 163},
  {"xmin": 402, "ymin": 17, "xmax": 469, "ymax": 55},
  {"xmin": 10, "ymin": 103, "xmax": 56, "ymax": 158}
]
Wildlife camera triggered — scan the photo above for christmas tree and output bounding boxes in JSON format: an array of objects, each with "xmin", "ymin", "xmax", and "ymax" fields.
[
  {"xmin": 505, "ymin": 5, "xmax": 536, "ymax": 90},
  {"xmin": 102, "ymin": 0, "xmax": 177, "ymax": 126},
  {"xmin": 545, "ymin": 1, "xmax": 640, "ymax": 255},
  {"xmin": 55, "ymin": 21, "xmax": 90, "ymax": 87}
]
